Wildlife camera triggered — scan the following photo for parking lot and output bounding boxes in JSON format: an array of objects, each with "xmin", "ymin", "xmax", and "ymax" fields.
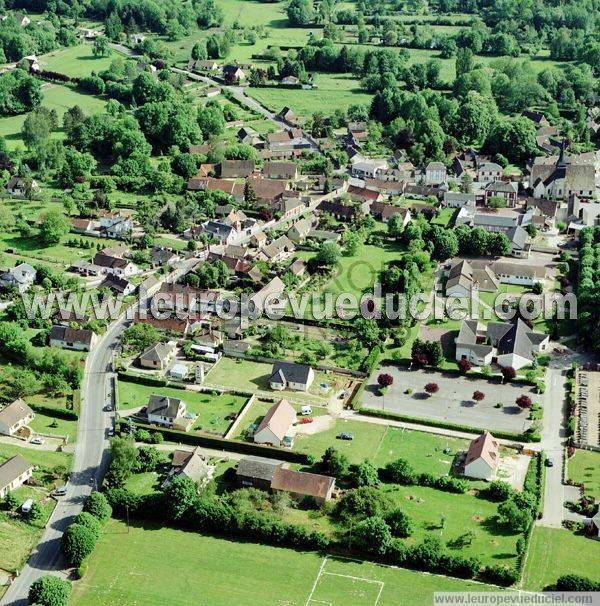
[{"xmin": 362, "ymin": 366, "xmax": 536, "ymax": 434}]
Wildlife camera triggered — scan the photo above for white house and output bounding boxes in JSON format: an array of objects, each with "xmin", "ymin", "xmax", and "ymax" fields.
[
  {"xmin": 92, "ymin": 253, "xmax": 139, "ymax": 277},
  {"xmin": 99, "ymin": 214, "xmax": 133, "ymax": 239},
  {"xmin": 253, "ymin": 399, "xmax": 296, "ymax": 447},
  {"xmin": 351, "ymin": 157, "xmax": 388, "ymax": 179},
  {"xmin": 146, "ymin": 394, "xmax": 190, "ymax": 429},
  {"xmin": 0, "ymin": 399, "xmax": 35, "ymax": 437},
  {"xmin": 425, "ymin": 162, "xmax": 447, "ymax": 186},
  {"xmin": 49, "ymin": 326, "xmax": 98, "ymax": 351},
  {"xmin": 138, "ymin": 342, "xmax": 177, "ymax": 370},
  {"xmin": 0, "ymin": 455, "xmax": 34, "ymax": 498},
  {"xmin": 463, "ymin": 432, "xmax": 499, "ymax": 480},
  {"xmin": 269, "ymin": 361, "xmax": 314, "ymax": 392},
  {"xmin": 476, "ymin": 162, "xmax": 503, "ymax": 184},
  {"xmin": 6, "ymin": 176, "xmax": 39, "ymax": 196},
  {"xmin": 0, "ymin": 263, "xmax": 36, "ymax": 293}
]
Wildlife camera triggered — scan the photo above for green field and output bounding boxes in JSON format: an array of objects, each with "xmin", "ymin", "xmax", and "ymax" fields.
[
  {"xmin": 117, "ymin": 380, "xmax": 249, "ymax": 435},
  {"xmin": 28, "ymin": 411, "xmax": 78, "ymax": 444},
  {"xmin": 293, "ymin": 418, "xmax": 387, "ymax": 464},
  {"xmin": 246, "ymin": 73, "xmax": 373, "ymax": 116},
  {"xmin": 205, "ymin": 357, "xmax": 337, "ymax": 403},
  {"xmin": 0, "ymin": 83, "xmax": 106, "ymax": 150},
  {"xmin": 39, "ymin": 44, "xmax": 117, "ymax": 78},
  {"xmin": 372, "ymin": 426, "xmax": 470, "ymax": 475},
  {"xmin": 71, "ymin": 519, "xmax": 498, "ymax": 606},
  {"xmin": 522, "ymin": 527, "xmax": 600, "ymax": 590},
  {"xmin": 568, "ymin": 449, "xmax": 600, "ymax": 500}
]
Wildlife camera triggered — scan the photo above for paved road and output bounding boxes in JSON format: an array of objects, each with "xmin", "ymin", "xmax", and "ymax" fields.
[
  {"xmin": 0, "ymin": 320, "xmax": 122, "ymax": 606},
  {"xmin": 538, "ymin": 367, "xmax": 567, "ymax": 527},
  {"xmin": 0, "ymin": 258, "xmax": 198, "ymax": 605}
]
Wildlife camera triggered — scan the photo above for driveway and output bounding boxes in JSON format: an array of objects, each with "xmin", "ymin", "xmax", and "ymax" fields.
[{"xmin": 362, "ymin": 366, "xmax": 535, "ymax": 434}]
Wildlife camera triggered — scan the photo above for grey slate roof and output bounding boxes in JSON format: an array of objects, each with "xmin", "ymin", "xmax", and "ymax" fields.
[
  {"xmin": 269, "ymin": 361, "xmax": 312, "ymax": 385},
  {"xmin": 236, "ymin": 456, "xmax": 284, "ymax": 482},
  {"xmin": 0, "ymin": 455, "xmax": 33, "ymax": 491},
  {"xmin": 147, "ymin": 394, "xmax": 182, "ymax": 418}
]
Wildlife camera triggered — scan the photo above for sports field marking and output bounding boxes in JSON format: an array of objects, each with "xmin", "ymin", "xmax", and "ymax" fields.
[{"xmin": 305, "ymin": 557, "xmax": 385, "ymax": 606}]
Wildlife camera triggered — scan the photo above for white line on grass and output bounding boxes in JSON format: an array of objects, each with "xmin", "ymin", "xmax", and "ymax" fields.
[{"xmin": 305, "ymin": 556, "xmax": 329, "ymax": 606}]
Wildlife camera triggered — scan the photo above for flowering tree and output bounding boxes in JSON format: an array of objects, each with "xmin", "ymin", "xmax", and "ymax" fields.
[{"xmin": 472, "ymin": 391, "xmax": 485, "ymax": 403}]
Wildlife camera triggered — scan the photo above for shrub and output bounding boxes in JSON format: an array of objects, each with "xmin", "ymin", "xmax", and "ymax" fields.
[
  {"xmin": 377, "ymin": 373, "xmax": 394, "ymax": 388},
  {"xmin": 28, "ymin": 576, "xmax": 72, "ymax": 606},
  {"xmin": 480, "ymin": 564, "xmax": 518, "ymax": 586},
  {"xmin": 483, "ymin": 480, "xmax": 513, "ymax": 502},
  {"xmin": 61, "ymin": 523, "xmax": 98, "ymax": 566},
  {"xmin": 385, "ymin": 508, "xmax": 413, "ymax": 537},
  {"xmin": 501, "ymin": 366, "xmax": 516, "ymax": 381},
  {"xmin": 353, "ymin": 516, "xmax": 393, "ymax": 555},
  {"xmin": 424, "ymin": 382, "xmax": 439, "ymax": 395},
  {"xmin": 381, "ymin": 458, "xmax": 416, "ymax": 485},
  {"xmin": 73, "ymin": 512, "xmax": 102, "ymax": 541},
  {"xmin": 458, "ymin": 358, "xmax": 472, "ymax": 373},
  {"xmin": 556, "ymin": 574, "xmax": 600, "ymax": 591},
  {"xmin": 83, "ymin": 492, "xmax": 112, "ymax": 523},
  {"xmin": 472, "ymin": 390, "xmax": 485, "ymax": 402}
]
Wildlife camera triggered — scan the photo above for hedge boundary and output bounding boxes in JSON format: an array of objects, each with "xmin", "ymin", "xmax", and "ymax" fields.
[
  {"xmin": 358, "ymin": 407, "xmax": 538, "ymax": 443},
  {"xmin": 131, "ymin": 421, "xmax": 310, "ymax": 463},
  {"xmin": 30, "ymin": 402, "xmax": 78, "ymax": 421}
]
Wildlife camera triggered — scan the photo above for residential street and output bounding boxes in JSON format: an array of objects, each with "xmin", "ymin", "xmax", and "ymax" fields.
[
  {"xmin": 538, "ymin": 367, "xmax": 567, "ymax": 527},
  {"xmin": 0, "ymin": 259, "xmax": 198, "ymax": 605}
]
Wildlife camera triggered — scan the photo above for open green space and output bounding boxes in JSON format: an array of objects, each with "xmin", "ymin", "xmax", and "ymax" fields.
[
  {"xmin": 522, "ymin": 527, "xmax": 600, "ymax": 590},
  {"xmin": 568, "ymin": 449, "xmax": 600, "ymax": 500},
  {"xmin": 39, "ymin": 44, "xmax": 117, "ymax": 78},
  {"xmin": 28, "ymin": 411, "xmax": 77, "ymax": 444},
  {"xmin": 0, "ymin": 443, "xmax": 72, "ymax": 474},
  {"xmin": 117, "ymin": 380, "xmax": 249, "ymax": 435},
  {"xmin": 246, "ymin": 73, "xmax": 373, "ymax": 116},
  {"xmin": 0, "ymin": 83, "xmax": 106, "ymax": 150},
  {"xmin": 71, "ymin": 519, "xmax": 498, "ymax": 606},
  {"xmin": 205, "ymin": 357, "xmax": 336, "ymax": 403},
  {"xmin": 293, "ymin": 418, "xmax": 387, "ymax": 465},
  {"xmin": 372, "ymin": 426, "xmax": 471, "ymax": 475}
]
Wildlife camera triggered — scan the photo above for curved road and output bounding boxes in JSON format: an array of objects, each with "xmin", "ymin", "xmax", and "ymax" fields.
[{"xmin": 1, "ymin": 259, "xmax": 198, "ymax": 605}]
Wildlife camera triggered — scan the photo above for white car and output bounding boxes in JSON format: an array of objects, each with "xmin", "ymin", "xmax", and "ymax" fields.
[
  {"xmin": 53, "ymin": 486, "xmax": 67, "ymax": 496},
  {"xmin": 31, "ymin": 436, "xmax": 44, "ymax": 445}
]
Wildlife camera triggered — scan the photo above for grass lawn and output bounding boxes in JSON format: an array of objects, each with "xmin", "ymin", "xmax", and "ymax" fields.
[
  {"xmin": 522, "ymin": 527, "xmax": 600, "ymax": 590},
  {"xmin": 381, "ymin": 483, "xmax": 519, "ymax": 568},
  {"xmin": 568, "ymin": 449, "xmax": 600, "ymax": 500},
  {"xmin": 372, "ymin": 426, "xmax": 471, "ymax": 475},
  {"xmin": 125, "ymin": 471, "xmax": 161, "ymax": 495},
  {"xmin": 430, "ymin": 207, "xmax": 456, "ymax": 227},
  {"xmin": 293, "ymin": 418, "xmax": 387, "ymax": 464},
  {"xmin": 295, "ymin": 239, "xmax": 413, "ymax": 318},
  {"xmin": 39, "ymin": 44, "xmax": 116, "ymax": 78},
  {"xmin": 0, "ymin": 83, "xmax": 106, "ymax": 150},
  {"xmin": 0, "ymin": 229, "xmax": 111, "ymax": 268},
  {"xmin": 28, "ymin": 411, "xmax": 78, "ymax": 444},
  {"xmin": 71, "ymin": 519, "xmax": 497, "ymax": 606},
  {"xmin": 0, "ymin": 445, "xmax": 72, "ymax": 574},
  {"xmin": 117, "ymin": 380, "xmax": 249, "ymax": 435},
  {"xmin": 205, "ymin": 357, "xmax": 336, "ymax": 403},
  {"xmin": 246, "ymin": 72, "xmax": 373, "ymax": 116}
]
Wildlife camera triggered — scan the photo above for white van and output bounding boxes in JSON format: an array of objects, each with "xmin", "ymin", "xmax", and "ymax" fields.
[
  {"xmin": 300, "ymin": 405, "xmax": 312, "ymax": 415},
  {"xmin": 53, "ymin": 486, "xmax": 67, "ymax": 497},
  {"xmin": 21, "ymin": 499, "xmax": 34, "ymax": 514}
]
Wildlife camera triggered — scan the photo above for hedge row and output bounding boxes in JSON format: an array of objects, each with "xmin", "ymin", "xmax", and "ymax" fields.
[
  {"xmin": 361, "ymin": 346, "xmax": 381, "ymax": 373},
  {"xmin": 117, "ymin": 371, "xmax": 167, "ymax": 388},
  {"xmin": 380, "ymin": 357, "xmax": 537, "ymax": 386},
  {"xmin": 359, "ymin": 408, "xmax": 537, "ymax": 443},
  {"xmin": 131, "ymin": 421, "xmax": 310, "ymax": 463},
  {"xmin": 29, "ymin": 402, "xmax": 78, "ymax": 421},
  {"xmin": 105, "ymin": 488, "xmax": 328, "ymax": 552}
]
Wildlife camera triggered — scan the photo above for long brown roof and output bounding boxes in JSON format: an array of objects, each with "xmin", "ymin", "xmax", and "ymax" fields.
[{"xmin": 271, "ymin": 467, "xmax": 335, "ymax": 499}]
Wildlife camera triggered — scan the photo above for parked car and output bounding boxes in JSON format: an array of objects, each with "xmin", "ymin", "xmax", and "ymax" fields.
[
  {"xmin": 300, "ymin": 405, "xmax": 312, "ymax": 415},
  {"xmin": 53, "ymin": 486, "xmax": 67, "ymax": 497},
  {"xmin": 336, "ymin": 433, "xmax": 354, "ymax": 440},
  {"xmin": 105, "ymin": 404, "xmax": 113, "ymax": 412},
  {"xmin": 31, "ymin": 436, "xmax": 44, "ymax": 445},
  {"xmin": 299, "ymin": 417, "xmax": 313, "ymax": 424},
  {"xmin": 545, "ymin": 457, "xmax": 554, "ymax": 467},
  {"xmin": 21, "ymin": 499, "xmax": 34, "ymax": 514},
  {"xmin": 107, "ymin": 427, "xmax": 115, "ymax": 437}
]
